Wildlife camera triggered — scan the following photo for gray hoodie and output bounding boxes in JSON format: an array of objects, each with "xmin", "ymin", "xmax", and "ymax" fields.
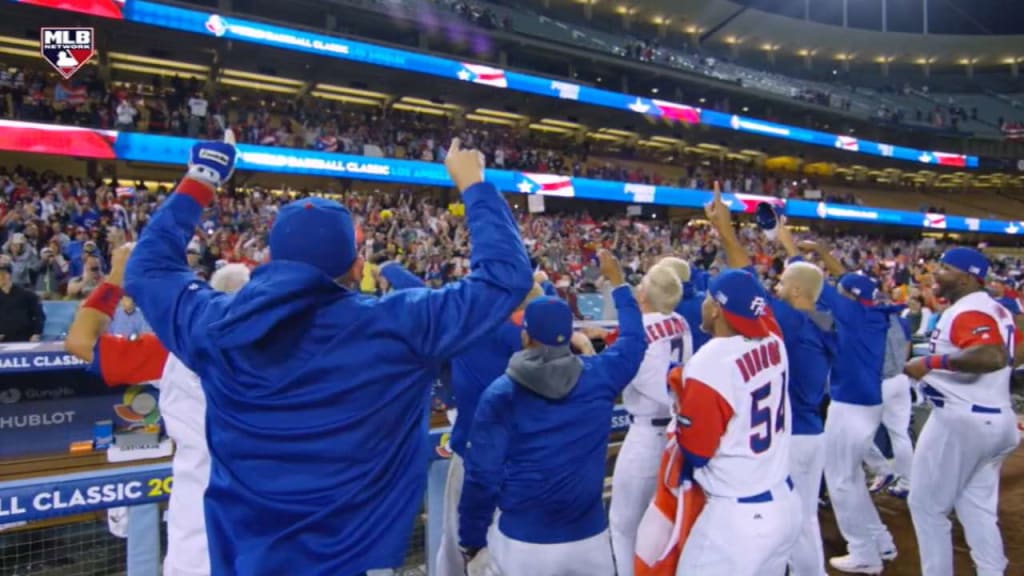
[{"xmin": 506, "ymin": 345, "xmax": 584, "ymax": 400}]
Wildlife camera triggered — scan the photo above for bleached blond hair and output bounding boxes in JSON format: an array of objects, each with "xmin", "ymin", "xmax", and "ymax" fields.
[
  {"xmin": 656, "ymin": 256, "xmax": 691, "ymax": 284},
  {"xmin": 210, "ymin": 263, "xmax": 251, "ymax": 294},
  {"xmin": 641, "ymin": 265, "xmax": 684, "ymax": 314},
  {"xmin": 783, "ymin": 261, "xmax": 825, "ymax": 302}
]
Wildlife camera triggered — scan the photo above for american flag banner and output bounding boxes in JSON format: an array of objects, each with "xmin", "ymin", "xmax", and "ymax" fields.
[
  {"xmin": 923, "ymin": 213, "xmax": 947, "ymax": 229},
  {"xmin": 651, "ymin": 100, "xmax": 701, "ymax": 124},
  {"xmin": 516, "ymin": 173, "xmax": 576, "ymax": 197},
  {"xmin": 456, "ymin": 63, "xmax": 508, "ymax": 88},
  {"xmin": 834, "ymin": 135, "xmax": 860, "ymax": 152}
]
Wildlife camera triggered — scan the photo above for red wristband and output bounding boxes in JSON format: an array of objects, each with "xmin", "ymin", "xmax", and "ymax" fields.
[
  {"xmin": 177, "ymin": 177, "xmax": 215, "ymax": 207},
  {"xmin": 83, "ymin": 282, "xmax": 124, "ymax": 318},
  {"xmin": 925, "ymin": 355, "xmax": 950, "ymax": 371}
]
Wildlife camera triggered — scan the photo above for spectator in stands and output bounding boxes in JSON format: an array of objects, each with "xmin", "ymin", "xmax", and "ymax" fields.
[
  {"xmin": 108, "ymin": 295, "xmax": 150, "ymax": 336},
  {"xmin": 0, "ymin": 258, "xmax": 44, "ymax": 342},
  {"xmin": 2, "ymin": 232, "xmax": 38, "ymax": 289},
  {"xmin": 35, "ymin": 244, "xmax": 68, "ymax": 298},
  {"xmin": 900, "ymin": 295, "xmax": 933, "ymax": 339},
  {"xmin": 67, "ymin": 254, "xmax": 104, "ymax": 299}
]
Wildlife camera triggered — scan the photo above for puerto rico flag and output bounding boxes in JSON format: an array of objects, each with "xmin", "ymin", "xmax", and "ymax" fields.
[
  {"xmin": 456, "ymin": 63, "xmax": 508, "ymax": 88},
  {"xmin": 932, "ymin": 152, "xmax": 968, "ymax": 168},
  {"xmin": 835, "ymin": 135, "xmax": 859, "ymax": 152},
  {"xmin": 732, "ymin": 193, "xmax": 783, "ymax": 214},
  {"xmin": 516, "ymin": 173, "xmax": 575, "ymax": 197},
  {"xmin": 652, "ymin": 100, "xmax": 700, "ymax": 124},
  {"xmin": 924, "ymin": 213, "xmax": 947, "ymax": 229}
]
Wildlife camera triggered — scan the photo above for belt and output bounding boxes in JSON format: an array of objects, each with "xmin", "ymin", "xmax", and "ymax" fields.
[
  {"xmin": 629, "ymin": 415, "xmax": 672, "ymax": 427},
  {"xmin": 737, "ymin": 476, "xmax": 794, "ymax": 504},
  {"xmin": 930, "ymin": 398, "xmax": 1003, "ymax": 414}
]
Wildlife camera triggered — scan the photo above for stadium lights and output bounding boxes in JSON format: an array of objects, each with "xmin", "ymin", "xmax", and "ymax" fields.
[
  {"xmin": 0, "ymin": 46, "xmax": 40, "ymax": 59},
  {"xmin": 587, "ymin": 132, "xmax": 622, "ymax": 141},
  {"xmin": 392, "ymin": 102, "xmax": 448, "ymax": 116},
  {"xmin": 474, "ymin": 108, "xmax": 528, "ymax": 120},
  {"xmin": 541, "ymin": 118, "xmax": 584, "ymax": 130},
  {"xmin": 465, "ymin": 113, "xmax": 517, "ymax": 126},
  {"xmin": 399, "ymin": 96, "xmax": 458, "ymax": 110},
  {"xmin": 109, "ymin": 52, "xmax": 208, "ymax": 73},
  {"xmin": 651, "ymin": 136, "xmax": 685, "ymax": 145},
  {"xmin": 599, "ymin": 128, "xmax": 636, "ymax": 138},
  {"xmin": 222, "ymin": 68, "xmax": 302, "ymax": 87},
  {"xmin": 638, "ymin": 140, "xmax": 671, "ymax": 148},
  {"xmin": 528, "ymin": 123, "xmax": 572, "ymax": 134},
  {"xmin": 0, "ymin": 35, "xmax": 39, "ymax": 48},
  {"xmin": 220, "ymin": 77, "xmax": 297, "ymax": 94},
  {"xmin": 315, "ymin": 84, "xmax": 389, "ymax": 100},
  {"xmin": 111, "ymin": 62, "xmax": 204, "ymax": 80},
  {"xmin": 310, "ymin": 91, "xmax": 382, "ymax": 107}
]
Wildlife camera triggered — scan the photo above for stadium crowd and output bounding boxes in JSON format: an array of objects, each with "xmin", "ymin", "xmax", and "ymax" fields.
[{"xmin": 2, "ymin": 161, "xmax": 1021, "ymax": 345}]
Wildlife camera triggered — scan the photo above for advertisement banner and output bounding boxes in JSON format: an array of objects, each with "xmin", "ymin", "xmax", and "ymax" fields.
[
  {"xmin": 0, "ymin": 393, "xmax": 124, "ymax": 458},
  {"xmin": 11, "ymin": 0, "xmax": 979, "ymax": 169}
]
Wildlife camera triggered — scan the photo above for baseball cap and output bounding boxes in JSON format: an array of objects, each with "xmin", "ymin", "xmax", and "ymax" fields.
[
  {"xmin": 708, "ymin": 269, "xmax": 774, "ymax": 339},
  {"xmin": 523, "ymin": 296, "xmax": 574, "ymax": 347},
  {"xmin": 838, "ymin": 273, "xmax": 878, "ymax": 306},
  {"xmin": 940, "ymin": 247, "xmax": 988, "ymax": 283},
  {"xmin": 270, "ymin": 197, "xmax": 357, "ymax": 279}
]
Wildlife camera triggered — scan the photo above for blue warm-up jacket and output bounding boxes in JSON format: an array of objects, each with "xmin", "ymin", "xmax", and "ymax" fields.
[
  {"xmin": 817, "ymin": 279, "xmax": 904, "ymax": 406},
  {"xmin": 458, "ymin": 285, "xmax": 646, "ymax": 549},
  {"xmin": 675, "ymin": 285, "xmax": 708, "ymax": 353},
  {"xmin": 124, "ymin": 179, "xmax": 533, "ymax": 576},
  {"xmin": 380, "ymin": 262, "xmax": 523, "ymax": 457},
  {"xmin": 744, "ymin": 267, "xmax": 837, "ymax": 435}
]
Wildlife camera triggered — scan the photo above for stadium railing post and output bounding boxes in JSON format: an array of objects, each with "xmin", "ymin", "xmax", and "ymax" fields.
[{"xmin": 126, "ymin": 503, "xmax": 161, "ymax": 576}]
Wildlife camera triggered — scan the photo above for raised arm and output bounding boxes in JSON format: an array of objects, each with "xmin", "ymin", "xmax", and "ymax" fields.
[
  {"xmin": 384, "ymin": 140, "xmax": 533, "ymax": 362},
  {"xmin": 123, "ymin": 134, "xmax": 238, "ymax": 366},
  {"xmin": 704, "ymin": 182, "xmax": 751, "ymax": 270},
  {"xmin": 378, "ymin": 261, "xmax": 426, "ymax": 290},
  {"xmin": 589, "ymin": 250, "xmax": 647, "ymax": 395}
]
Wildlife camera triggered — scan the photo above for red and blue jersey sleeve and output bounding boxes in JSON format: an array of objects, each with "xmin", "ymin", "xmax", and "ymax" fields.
[
  {"xmin": 677, "ymin": 377, "xmax": 734, "ymax": 469},
  {"xmin": 949, "ymin": 310, "xmax": 1005, "ymax": 349},
  {"xmin": 89, "ymin": 333, "xmax": 169, "ymax": 386}
]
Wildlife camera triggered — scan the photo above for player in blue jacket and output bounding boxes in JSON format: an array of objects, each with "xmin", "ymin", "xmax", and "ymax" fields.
[
  {"xmin": 123, "ymin": 135, "xmax": 534, "ymax": 576},
  {"xmin": 458, "ymin": 250, "xmax": 646, "ymax": 576},
  {"xmin": 702, "ymin": 193, "xmax": 837, "ymax": 576},
  {"xmin": 797, "ymin": 240, "xmax": 905, "ymax": 575},
  {"xmin": 657, "ymin": 256, "xmax": 709, "ymax": 354}
]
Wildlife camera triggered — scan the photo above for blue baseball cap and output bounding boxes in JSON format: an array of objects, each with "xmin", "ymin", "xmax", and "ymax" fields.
[
  {"xmin": 270, "ymin": 197, "xmax": 357, "ymax": 279},
  {"xmin": 708, "ymin": 269, "xmax": 774, "ymax": 339},
  {"xmin": 523, "ymin": 296, "xmax": 574, "ymax": 347},
  {"xmin": 838, "ymin": 274, "xmax": 878, "ymax": 305},
  {"xmin": 940, "ymin": 247, "xmax": 989, "ymax": 283}
]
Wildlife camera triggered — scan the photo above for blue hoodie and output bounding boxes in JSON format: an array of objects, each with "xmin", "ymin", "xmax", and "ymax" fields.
[
  {"xmin": 458, "ymin": 285, "xmax": 646, "ymax": 548},
  {"xmin": 125, "ymin": 181, "xmax": 533, "ymax": 576},
  {"xmin": 817, "ymin": 281, "xmax": 904, "ymax": 406}
]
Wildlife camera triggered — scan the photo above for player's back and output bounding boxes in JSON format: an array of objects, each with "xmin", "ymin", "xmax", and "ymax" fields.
[
  {"xmin": 687, "ymin": 333, "xmax": 791, "ymax": 498},
  {"xmin": 488, "ymin": 359, "xmax": 620, "ymax": 545},
  {"xmin": 925, "ymin": 291, "xmax": 1017, "ymax": 409},
  {"xmin": 622, "ymin": 312, "xmax": 691, "ymax": 418}
]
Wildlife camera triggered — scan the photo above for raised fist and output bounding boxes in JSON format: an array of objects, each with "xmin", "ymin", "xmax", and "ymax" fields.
[
  {"xmin": 444, "ymin": 138, "xmax": 485, "ymax": 193},
  {"xmin": 187, "ymin": 129, "xmax": 237, "ymax": 188}
]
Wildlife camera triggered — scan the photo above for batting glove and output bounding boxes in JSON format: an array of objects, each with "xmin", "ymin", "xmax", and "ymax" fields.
[{"xmin": 186, "ymin": 130, "xmax": 237, "ymax": 188}]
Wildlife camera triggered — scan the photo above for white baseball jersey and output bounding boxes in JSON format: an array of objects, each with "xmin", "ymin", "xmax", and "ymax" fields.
[
  {"xmin": 156, "ymin": 355, "xmax": 211, "ymax": 576},
  {"xmin": 622, "ymin": 312, "xmax": 692, "ymax": 419},
  {"xmin": 677, "ymin": 333, "xmax": 791, "ymax": 498},
  {"xmin": 924, "ymin": 291, "xmax": 1017, "ymax": 409}
]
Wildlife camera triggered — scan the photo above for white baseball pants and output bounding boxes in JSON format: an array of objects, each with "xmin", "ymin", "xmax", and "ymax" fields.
[
  {"xmin": 908, "ymin": 403, "xmax": 1020, "ymax": 576},
  {"xmin": 610, "ymin": 421, "xmax": 666, "ymax": 576},
  {"xmin": 489, "ymin": 528, "xmax": 614, "ymax": 576},
  {"xmin": 862, "ymin": 374, "xmax": 914, "ymax": 484},
  {"xmin": 436, "ymin": 453, "xmax": 468, "ymax": 576},
  {"xmin": 788, "ymin": 434, "xmax": 827, "ymax": 576},
  {"xmin": 676, "ymin": 478, "xmax": 800, "ymax": 576},
  {"xmin": 823, "ymin": 401, "xmax": 895, "ymax": 564}
]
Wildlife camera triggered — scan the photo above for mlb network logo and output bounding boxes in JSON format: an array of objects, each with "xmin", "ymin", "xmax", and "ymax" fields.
[{"xmin": 40, "ymin": 27, "xmax": 94, "ymax": 80}]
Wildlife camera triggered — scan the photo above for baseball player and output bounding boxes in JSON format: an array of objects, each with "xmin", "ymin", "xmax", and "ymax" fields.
[
  {"xmin": 703, "ymin": 197, "xmax": 835, "ymax": 576},
  {"xmin": 672, "ymin": 267, "xmax": 799, "ymax": 576},
  {"xmin": 458, "ymin": 250, "xmax": 646, "ymax": 576},
  {"xmin": 904, "ymin": 248, "xmax": 1022, "ymax": 576},
  {"xmin": 862, "ymin": 314, "xmax": 914, "ymax": 499},
  {"xmin": 123, "ymin": 136, "xmax": 533, "ymax": 576},
  {"xmin": 64, "ymin": 243, "xmax": 250, "ymax": 576},
  {"xmin": 609, "ymin": 264, "xmax": 687, "ymax": 576},
  {"xmin": 659, "ymin": 257, "xmax": 710, "ymax": 354},
  {"xmin": 798, "ymin": 242, "xmax": 903, "ymax": 575}
]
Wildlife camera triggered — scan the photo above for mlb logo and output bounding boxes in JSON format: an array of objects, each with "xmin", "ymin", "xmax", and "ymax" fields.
[{"xmin": 40, "ymin": 27, "xmax": 94, "ymax": 80}]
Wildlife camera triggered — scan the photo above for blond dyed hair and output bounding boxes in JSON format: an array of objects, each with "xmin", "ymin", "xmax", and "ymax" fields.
[
  {"xmin": 210, "ymin": 263, "xmax": 252, "ymax": 294},
  {"xmin": 656, "ymin": 256, "xmax": 691, "ymax": 284},
  {"xmin": 641, "ymin": 265, "xmax": 684, "ymax": 314},
  {"xmin": 783, "ymin": 261, "xmax": 825, "ymax": 302}
]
